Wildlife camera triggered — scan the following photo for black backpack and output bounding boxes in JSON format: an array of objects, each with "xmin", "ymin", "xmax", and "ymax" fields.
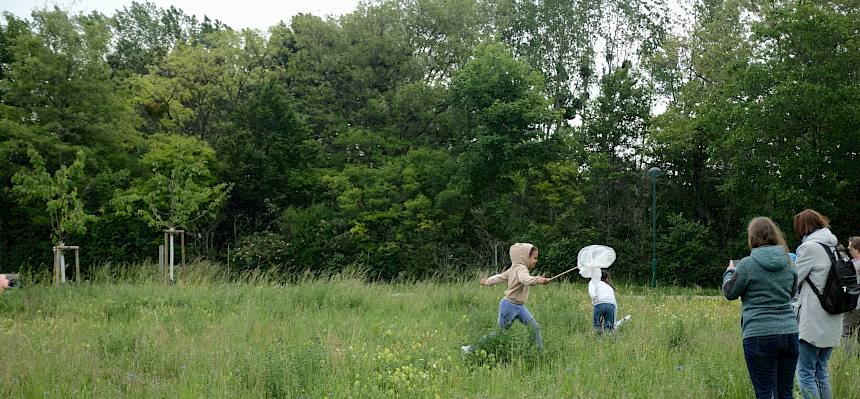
[{"xmin": 803, "ymin": 243, "xmax": 860, "ymax": 314}]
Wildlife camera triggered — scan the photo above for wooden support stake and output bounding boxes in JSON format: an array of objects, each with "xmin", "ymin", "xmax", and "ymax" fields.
[
  {"xmin": 163, "ymin": 232, "xmax": 168, "ymax": 283},
  {"xmin": 161, "ymin": 229, "xmax": 185, "ymax": 284},
  {"xmin": 60, "ymin": 251, "xmax": 66, "ymax": 283},
  {"xmin": 51, "ymin": 244, "xmax": 81, "ymax": 286},
  {"xmin": 53, "ymin": 246, "xmax": 59, "ymax": 286},
  {"xmin": 169, "ymin": 232, "xmax": 174, "ymax": 283},
  {"xmin": 181, "ymin": 231, "xmax": 185, "ymax": 268},
  {"xmin": 75, "ymin": 248, "xmax": 80, "ymax": 283}
]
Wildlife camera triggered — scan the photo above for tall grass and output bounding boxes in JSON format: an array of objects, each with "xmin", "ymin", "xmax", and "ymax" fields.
[{"xmin": 0, "ymin": 264, "xmax": 857, "ymax": 398}]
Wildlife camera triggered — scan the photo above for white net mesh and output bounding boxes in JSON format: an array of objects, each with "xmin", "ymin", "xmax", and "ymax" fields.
[{"xmin": 577, "ymin": 245, "xmax": 616, "ymax": 281}]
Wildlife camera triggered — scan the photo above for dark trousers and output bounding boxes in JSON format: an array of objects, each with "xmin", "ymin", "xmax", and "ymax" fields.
[{"xmin": 742, "ymin": 333, "xmax": 800, "ymax": 399}]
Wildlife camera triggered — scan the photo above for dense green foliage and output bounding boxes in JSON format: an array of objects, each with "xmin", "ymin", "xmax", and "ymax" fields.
[{"xmin": 1, "ymin": 1, "xmax": 858, "ymax": 285}]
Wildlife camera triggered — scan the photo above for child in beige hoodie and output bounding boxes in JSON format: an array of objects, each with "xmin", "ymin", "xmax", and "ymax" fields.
[{"xmin": 462, "ymin": 243, "xmax": 550, "ymax": 353}]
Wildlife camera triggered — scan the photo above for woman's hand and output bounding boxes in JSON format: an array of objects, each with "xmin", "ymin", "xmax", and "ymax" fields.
[
  {"xmin": 537, "ymin": 277, "xmax": 550, "ymax": 285},
  {"xmin": 726, "ymin": 260, "xmax": 735, "ymax": 271},
  {"xmin": 479, "ymin": 278, "xmax": 488, "ymax": 285}
]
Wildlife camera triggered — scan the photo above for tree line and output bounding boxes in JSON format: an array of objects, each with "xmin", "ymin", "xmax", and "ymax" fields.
[{"xmin": 1, "ymin": 0, "xmax": 857, "ymax": 285}]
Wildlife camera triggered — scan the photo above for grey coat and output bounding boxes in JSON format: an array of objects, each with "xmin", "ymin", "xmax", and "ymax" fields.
[{"xmin": 796, "ymin": 227, "xmax": 843, "ymax": 348}]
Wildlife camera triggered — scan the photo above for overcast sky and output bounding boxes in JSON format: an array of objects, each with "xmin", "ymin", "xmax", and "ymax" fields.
[{"xmin": 3, "ymin": 0, "xmax": 365, "ymax": 31}]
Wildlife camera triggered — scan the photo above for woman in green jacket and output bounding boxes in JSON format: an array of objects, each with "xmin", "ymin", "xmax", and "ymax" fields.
[{"xmin": 723, "ymin": 216, "xmax": 799, "ymax": 399}]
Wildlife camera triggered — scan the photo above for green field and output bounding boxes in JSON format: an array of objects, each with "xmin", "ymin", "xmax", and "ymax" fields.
[{"xmin": 1, "ymin": 265, "xmax": 858, "ymax": 398}]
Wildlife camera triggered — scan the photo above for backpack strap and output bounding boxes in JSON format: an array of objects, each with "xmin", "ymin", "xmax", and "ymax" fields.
[
  {"xmin": 802, "ymin": 242, "xmax": 836, "ymax": 296},
  {"xmin": 817, "ymin": 242, "xmax": 837, "ymax": 264},
  {"xmin": 804, "ymin": 275, "xmax": 822, "ymax": 296}
]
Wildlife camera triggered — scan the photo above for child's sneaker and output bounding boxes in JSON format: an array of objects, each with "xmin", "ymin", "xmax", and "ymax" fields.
[
  {"xmin": 615, "ymin": 314, "xmax": 631, "ymax": 329},
  {"xmin": 461, "ymin": 345, "xmax": 474, "ymax": 354}
]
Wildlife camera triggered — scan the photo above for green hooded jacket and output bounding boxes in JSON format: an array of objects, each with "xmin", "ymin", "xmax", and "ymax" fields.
[{"xmin": 723, "ymin": 245, "xmax": 799, "ymax": 339}]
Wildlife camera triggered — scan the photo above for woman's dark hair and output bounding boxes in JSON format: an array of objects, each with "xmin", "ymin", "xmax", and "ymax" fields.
[
  {"xmin": 793, "ymin": 209, "xmax": 830, "ymax": 239},
  {"xmin": 530, "ymin": 246, "xmax": 539, "ymax": 256},
  {"xmin": 601, "ymin": 270, "xmax": 615, "ymax": 291},
  {"xmin": 747, "ymin": 217, "xmax": 787, "ymax": 250}
]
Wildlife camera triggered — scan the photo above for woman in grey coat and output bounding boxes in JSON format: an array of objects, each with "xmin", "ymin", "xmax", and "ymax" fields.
[{"xmin": 793, "ymin": 209, "xmax": 843, "ymax": 399}]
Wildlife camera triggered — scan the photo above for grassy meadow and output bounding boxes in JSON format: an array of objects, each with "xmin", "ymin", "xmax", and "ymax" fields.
[{"xmin": 0, "ymin": 263, "xmax": 858, "ymax": 398}]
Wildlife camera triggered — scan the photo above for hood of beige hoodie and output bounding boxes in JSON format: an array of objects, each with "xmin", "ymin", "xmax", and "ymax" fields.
[{"xmin": 509, "ymin": 243, "xmax": 534, "ymax": 268}]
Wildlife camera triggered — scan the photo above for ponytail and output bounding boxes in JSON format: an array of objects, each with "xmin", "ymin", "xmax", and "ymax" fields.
[{"xmin": 601, "ymin": 270, "xmax": 616, "ymax": 292}]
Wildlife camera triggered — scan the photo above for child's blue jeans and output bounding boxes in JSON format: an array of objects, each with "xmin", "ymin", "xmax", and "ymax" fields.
[
  {"xmin": 482, "ymin": 298, "xmax": 543, "ymax": 349},
  {"xmin": 593, "ymin": 303, "xmax": 616, "ymax": 333}
]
